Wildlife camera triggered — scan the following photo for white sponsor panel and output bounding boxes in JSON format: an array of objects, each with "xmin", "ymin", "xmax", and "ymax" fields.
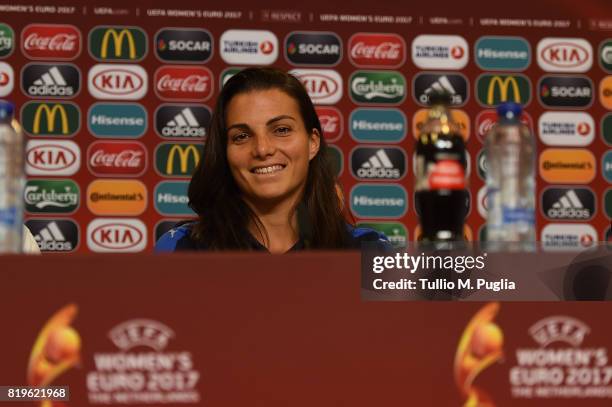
[
  {"xmin": 536, "ymin": 38, "xmax": 593, "ymax": 73},
  {"xmin": 289, "ymin": 69, "xmax": 342, "ymax": 105},
  {"xmin": 0, "ymin": 61, "xmax": 14, "ymax": 97},
  {"xmin": 87, "ymin": 64, "xmax": 148, "ymax": 100},
  {"xmin": 411, "ymin": 35, "xmax": 469, "ymax": 70},
  {"xmin": 220, "ymin": 29, "xmax": 278, "ymax": 65},
  {"xmin": 25, "ymin": 139, "xmax": 81, "ymax": 176},
  {"xmin": 538, "ymin": 111, "xmax": 594, "ymax": 146},
  {"xmin": 541, "ymin": 223, "xmax": 597, "ymax": 251},
  {"xmin": 87, "ymin": 218, "xmax": 147, "ymax": 253}
]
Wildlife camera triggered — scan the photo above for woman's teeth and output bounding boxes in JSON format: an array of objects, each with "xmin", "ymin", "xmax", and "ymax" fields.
[{"xmin": 253, "ymin": 165, "xmax": 284, "ymax": 174}]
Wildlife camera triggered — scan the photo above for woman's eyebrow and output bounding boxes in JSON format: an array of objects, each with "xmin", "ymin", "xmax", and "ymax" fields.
[
  {"xmin": 266, "ymin": 115, "xmax": 296, "ymax": 125},
  {"xmin": 226, "ymin": 123, "xmax": 250, "ymax": 131}
]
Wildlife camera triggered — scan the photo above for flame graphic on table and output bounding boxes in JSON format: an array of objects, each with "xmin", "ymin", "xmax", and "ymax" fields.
[
  {"xmin": 27, "ymin": 304, "xmax": 81, "ymax": 407},
  {"xmin": 454, "ymin": 302, "xmax": 504, "ymax": 407}
]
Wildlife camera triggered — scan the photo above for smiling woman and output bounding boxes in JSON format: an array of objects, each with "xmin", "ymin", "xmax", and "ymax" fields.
[{"xmin": 155, "ymin": 67, "xmax": 389, "ymax": 253}]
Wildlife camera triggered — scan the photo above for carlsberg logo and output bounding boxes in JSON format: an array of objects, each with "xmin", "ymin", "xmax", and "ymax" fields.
[
  {"xmin": 350, "ymin": 71, "xmax": 405, "ymax": 104},
  {"xmin": 24, "ymin": 180, "xmax": 79, "ymax": 213}
]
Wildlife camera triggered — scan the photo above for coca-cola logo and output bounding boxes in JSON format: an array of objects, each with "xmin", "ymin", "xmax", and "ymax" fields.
[
  {"xmin": 348, "ymin": 33, "xmax": 405, "ymax": 68},
  {"xmin": 87, "ymin": 141, "xmax": 147, "ymax": 176},
  {"xmin": 315, "ymin": 106, "xmax": 342, "ymax": 142},
  {"xmin": 154, "ymin": 66, "xmax": 213, "ymax": 101},
  {"xmin": 21, "ymin": 24, "xmax": 81, "ymax": 60},
  {"xmin": 475, "ymin": 110, "xmax": 533, "ymax": 143}
]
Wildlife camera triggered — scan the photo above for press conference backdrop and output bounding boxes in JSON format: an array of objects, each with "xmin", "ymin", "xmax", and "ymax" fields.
[{"xmin": 0, "ymin": 0, "xmax": 610, "ymax": 253}]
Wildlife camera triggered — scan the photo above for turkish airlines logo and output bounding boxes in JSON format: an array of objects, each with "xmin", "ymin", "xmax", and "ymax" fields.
[
  {"xmin": 25, "ymin": 139, "xmax": 81, "ymax": 176},
  {"xmin": 475, "ymin": 110, "xmax": 532, "ymax": 142},
  {"xmin": 87, "ymin": 218, "xmax": 147, "ymax": 252},
  {"xmin": 220, "ymin": 29, "xmax": 278, "ymax": 65},
  {"xmin": 348, "ymin": 33, "xmax": 405, "ymax": 68},
  {"xmin": 87, "ymin": 141, "xmax": 147, "ymax": 177},
  {"xmin": 411, "ymin": 34, "xmax": 468, "ymax": 69},
  {"xmin": 22, "ymin": 63, "xmax": 80, "ymax": 98},
  {"xmin": 88, "ymin": 64, "xmax": 147, "ymax": 100},
  {"xmin": 21, "ymin": 24, "xmax": 81, "ymax": 60},
  {"xmin": 154, "ymin": 66, "xmax": 213, "ymax": 101},
  {"xmin": 538, "ymin": 111, "xmax": 594, "ymax": 146},
  {"xmin": 289, "ymin": 69, "xmax": 342, "ymax": 105},
  {"xmin": 315, "ymin": 106, "xmax": 342, "ymax": 142},
  {"xmin": 541, "ymin": 223, "xmax": 597, "ymax": 251},
  {"xmin": 0, "ymin": 62, "xmax": 14, "ymax": 97},
  {"xmin": 537, "ymin": 38, "xmax": 593, "ymax": 73}
]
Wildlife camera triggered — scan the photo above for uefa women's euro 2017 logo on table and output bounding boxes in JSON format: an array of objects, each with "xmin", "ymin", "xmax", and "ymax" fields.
[
  {"xmin": 27, "ymin": 304, "xmax": 82, "ymax": 407},
  {"xmin": 454, "ymin": 303, "xmax": 504, "ymax": 407}
]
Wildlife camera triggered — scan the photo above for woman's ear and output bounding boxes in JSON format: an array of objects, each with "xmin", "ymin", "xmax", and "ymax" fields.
[{"xmin": 309, "ymin": 128, "xmax": 321, "ymax": 161}]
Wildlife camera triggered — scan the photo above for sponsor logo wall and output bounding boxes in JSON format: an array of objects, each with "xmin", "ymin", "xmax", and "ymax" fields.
[{"xmin": 0, "ymin": 7, "xmax": 608, "ymax": 252}]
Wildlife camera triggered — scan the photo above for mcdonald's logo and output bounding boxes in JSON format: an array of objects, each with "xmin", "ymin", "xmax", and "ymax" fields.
[
  {"xmin": 155, "ymin": 142, "xmax": 203, "ymax": 177},
  {"xmin": 88, "ymin": 26, "xmax": 147, "ymax": 61},
  {"xmin": 476, "ymin": 74, "xmax": 531, "ymax": 107},
  {"xmin": 21, "ymin": 101, "xmax": 80, "ymax": 136}
]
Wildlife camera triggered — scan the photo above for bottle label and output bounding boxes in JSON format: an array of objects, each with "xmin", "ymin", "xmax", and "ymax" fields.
[
  {"xmin": 0, "ymin": 206, "xmax": 17, "ymax": 226},
  {"xmin": 428, "ymin": 160, "xmax": 466, "ymax": 190},
  {"xmin": 502, "ymin": 207, "xmax": 535, "ymax": 224}
]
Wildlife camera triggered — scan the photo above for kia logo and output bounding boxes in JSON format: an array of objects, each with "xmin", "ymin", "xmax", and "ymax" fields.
[
  {"xmin": 88, "ymin": 64, "xmax": 147, "ymax": 100},
  {"xmin": 27, "ymin": 144, "xmax": 76, "ymax": 170}
]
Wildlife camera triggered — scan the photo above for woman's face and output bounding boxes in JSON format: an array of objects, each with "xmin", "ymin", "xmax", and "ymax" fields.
[{"xmin": 225, "ymin": 88, "xmax": 320, "ymax": 207}]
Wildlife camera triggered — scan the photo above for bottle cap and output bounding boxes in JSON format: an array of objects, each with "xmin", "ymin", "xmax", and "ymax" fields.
[
  {"xmin": 0, "ymin": 100, "xmax": 15, "ymax": 121},
  {"xmin": 496, "ymin": 102, "xmax": 522, "ymax": 121}
]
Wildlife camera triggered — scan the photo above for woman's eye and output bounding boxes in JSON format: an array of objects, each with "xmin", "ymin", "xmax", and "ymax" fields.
[
  {"xmin": 275, "ymin": 126, "xmax": 291, "ymax": 135},
  {"xmin": 231, "ymin": 132, "xmax": 249, "ymax": 143}
]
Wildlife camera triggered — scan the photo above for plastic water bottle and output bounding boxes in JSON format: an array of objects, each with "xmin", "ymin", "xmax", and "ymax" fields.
[
  {"xmin": 0, "ymin": 100, "xmax": 24, "ymax": 253},
  {"xmin": 485, "ymin": 102, "xmax": 536, "ymax": 250}
]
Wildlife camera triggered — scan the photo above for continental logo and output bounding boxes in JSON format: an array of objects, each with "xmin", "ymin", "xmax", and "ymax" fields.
[
  {"xmin": 539, "ymin": 148, "xmax": 596, "ymax": 184},
  {"xmin": 476, "ymin": 74, "xmax": 531, "ymax": 107},
  {"xmin": 86, "ymin": 179, "xmax": 147, "ymax": 216},
  {"xmin": 600, "ymin": 75, "xmax": 612, "ymax": 110},
  {"xmin": 21, "ymin": 102, "xmax": 80, "ymax": 137},
  {"xmin": 155, "ymin": 143, "xmax": 203, "ymax": 178},
  {"xmin": 412, "ymin": 108, "xmax": 469, "ymax": 141},
  {"xmin": 88, "ymin": 26, "xmax": 147, "ymax": 61}
]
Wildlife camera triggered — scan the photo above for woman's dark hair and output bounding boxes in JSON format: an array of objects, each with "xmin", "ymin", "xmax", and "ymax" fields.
[{"xmin": 188, "ymin": 67, "xmax": 348, "ymax": 250}]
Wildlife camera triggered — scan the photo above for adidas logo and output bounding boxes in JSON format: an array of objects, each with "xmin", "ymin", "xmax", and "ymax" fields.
[
  {"xmin": 27, "ymin": 66, "xmax": 74, "ymax": 97},
  {"xmin": 162, "ymin": 108, "xmax": 205, "ymax": 137},
  {"xmin": 420, "ymin": 76, "xmax": 462, "ymax": 105},
  {"xmin": 34, "ymin": 221, "xmax": 73, "ymax": 251},
  {"xmin": 357, "ymin": 149, "xmax": 401, "ymax": 179},
  {"xmin": 547, "ymin": 189, "xmax": 591, "ymax": 219}
]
